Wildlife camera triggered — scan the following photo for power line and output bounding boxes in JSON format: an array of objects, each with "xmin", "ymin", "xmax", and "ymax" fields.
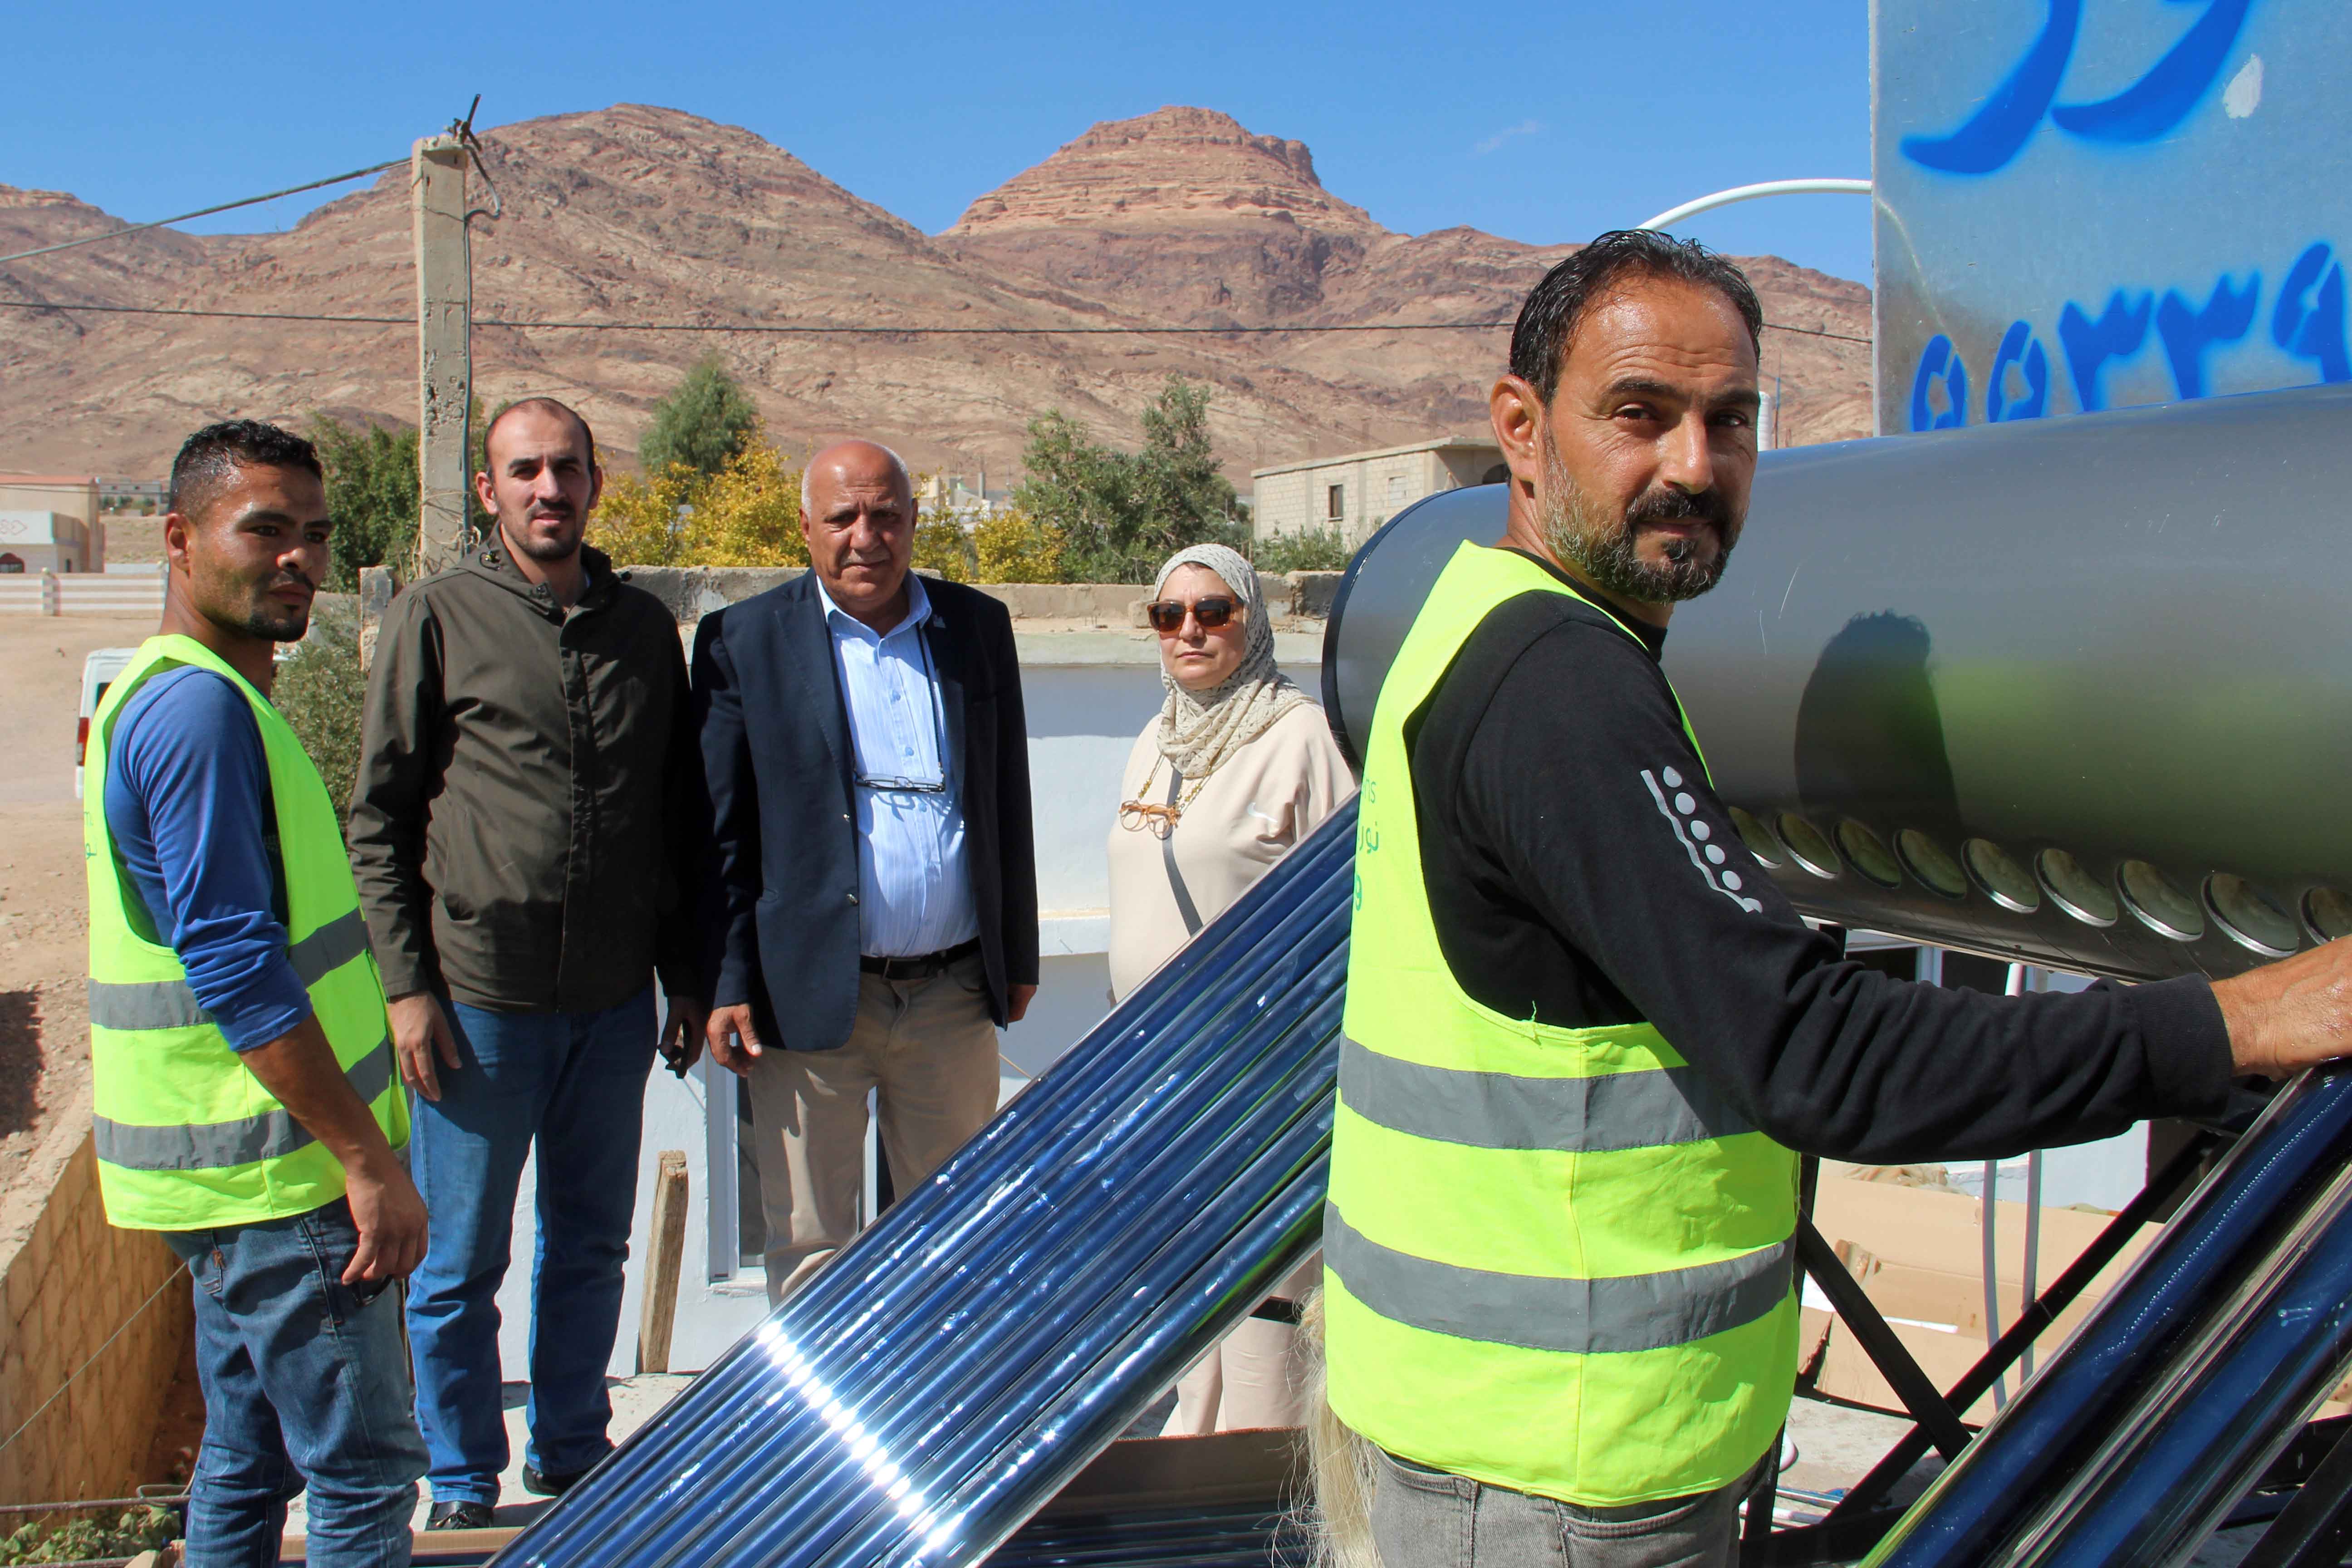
[
  {"xmin": 0, "ymin": 300, "xmax": 406, "ymax": 325},
  {"xmin": 0, "ymin": 158, "xmax": 407, "ymax": 268},
  {"xmin": 0, "ymin": 297, "xmax": 1874, "ymax": 345}
]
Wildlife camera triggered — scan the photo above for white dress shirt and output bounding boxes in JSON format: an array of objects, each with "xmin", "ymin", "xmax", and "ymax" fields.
[{"xmin": 814, "ymin": 574, "xmax": 980, "ymax": 958}]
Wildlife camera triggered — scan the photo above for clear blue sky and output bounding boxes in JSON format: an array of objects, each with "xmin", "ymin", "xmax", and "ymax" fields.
[{"xmin": 5, "ymin": 1, "xmax": 1873, "ymax": 284}]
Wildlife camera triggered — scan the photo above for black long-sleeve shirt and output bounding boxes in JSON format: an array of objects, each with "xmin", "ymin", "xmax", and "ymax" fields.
[{"xmin": 1405, "ymin": 551, "xmax": 2231, "ymax": 1165}]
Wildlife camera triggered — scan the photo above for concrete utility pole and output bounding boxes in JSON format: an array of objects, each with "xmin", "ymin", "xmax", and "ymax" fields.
[{"xmin": 412, "ymin": 132, "xmax": 470, "ymax": 577}]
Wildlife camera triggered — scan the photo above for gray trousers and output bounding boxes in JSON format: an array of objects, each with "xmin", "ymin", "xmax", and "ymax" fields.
[{"xmin": 1370, "ymin": 1449, "xmax": 1754, "ymax": 1568}]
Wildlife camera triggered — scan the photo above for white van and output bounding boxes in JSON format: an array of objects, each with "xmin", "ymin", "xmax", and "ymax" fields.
[{"xmin": 75, "ymin": 647, "xmax": 139, "ymax": 799}]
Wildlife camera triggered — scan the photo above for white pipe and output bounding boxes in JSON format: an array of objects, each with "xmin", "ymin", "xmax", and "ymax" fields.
[
  {"xmin": 1638, "ymin": 178, "xmax": 1872, "ymax": 232},
  {"xmin": 2013, "ymin": 965, "xmax": 2043, "ymax": 1382},
  {"xmin": 1983, "ymin": 1157, "xmax": 2005, "ymax": 1411}
]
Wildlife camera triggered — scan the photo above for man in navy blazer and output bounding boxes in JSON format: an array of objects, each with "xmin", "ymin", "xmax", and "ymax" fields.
[{"xmin": 693, "ymin": 440, "xmax": 1039, "ymax": 1302}]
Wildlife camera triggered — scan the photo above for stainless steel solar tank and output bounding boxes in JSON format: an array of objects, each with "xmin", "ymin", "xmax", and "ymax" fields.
[
  {"xmin": 1323, "ymin": 378, "xmax": 2352, "ymax": 986},
  {"xmin": 500, "ymin": 382, "xmax": 2352, "ymax": 1567}
]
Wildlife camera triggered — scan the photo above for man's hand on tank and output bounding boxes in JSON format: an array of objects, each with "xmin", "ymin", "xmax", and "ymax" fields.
[
  {"xmin": 2214, "ymin": 938, "xmax": 2352, "ymax": 1079},
  {"xmin": 389, "ymin": 992, "xmax": 461, "ymax": 1102}
]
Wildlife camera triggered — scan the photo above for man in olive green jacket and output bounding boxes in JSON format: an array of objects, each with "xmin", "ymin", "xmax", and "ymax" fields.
[{"xmin": 348, "ymin": 397, "xmax": 707, "ymax": 1526}]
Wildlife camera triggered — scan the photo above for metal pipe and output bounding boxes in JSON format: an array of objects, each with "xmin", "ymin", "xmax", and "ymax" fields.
[
  {"xmin": 2007, "ymin": 963, "xmax": 2038, "ymax": 1389},
  {"xmin": 1638, "ymin": 178, "xmax": 1873, "ymax": 231},
  {"xmin": 1981, "ymin": 1163, "xmax": 2006, "ymax": 1413},
  {"xmin": 1864, "ymin": 1064, "xmax": 2352, "ymax": 1567}
]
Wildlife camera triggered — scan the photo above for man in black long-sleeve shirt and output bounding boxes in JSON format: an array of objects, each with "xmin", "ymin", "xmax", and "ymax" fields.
[
  {"xmin": 1322, "ymin": 231, "xmax": 2352, "ymax": 1568},
  {"xmin": 1410, "ymin": 571, "xmax": 2228, "ymax": 1164}
]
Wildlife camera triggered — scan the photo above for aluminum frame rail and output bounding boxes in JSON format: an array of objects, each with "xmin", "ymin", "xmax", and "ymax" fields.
[
  {"xmin": 425, "ymin": 1503, "xmax": 1306, "ymax": 1568},
  {"xmin": 495, "ymin": 805, "xmax": 1359, "ymax": 1568},
  {"xmin": 1864, "ymin": 1063, "xmax": 2352, "ymax": 1568}
]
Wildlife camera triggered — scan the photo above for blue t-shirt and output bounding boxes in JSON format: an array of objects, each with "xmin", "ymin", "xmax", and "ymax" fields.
[{"xmin": 101, "ymin": 666, "xmax": 312, "ymax": 1050}]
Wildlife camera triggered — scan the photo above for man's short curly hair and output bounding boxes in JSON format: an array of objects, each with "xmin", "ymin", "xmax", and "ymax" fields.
[
  {"xmin": 1509, "ymin": 230, "xmax": 1764, "ymax": 403},
  {"xmin": 167, "ymin": 420, "xmax": 323, "ymax": 521}
]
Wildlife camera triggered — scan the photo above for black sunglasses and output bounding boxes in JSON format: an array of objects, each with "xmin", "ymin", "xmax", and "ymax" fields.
[{"xmin": 1147, "ymin": 596, "xmax": 1239, "ymax": 633}]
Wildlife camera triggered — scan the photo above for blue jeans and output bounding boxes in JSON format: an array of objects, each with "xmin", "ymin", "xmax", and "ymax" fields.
[
  {"xmin": 162, "ymin": 1196, "xmax": 426, "ymax": 1568},
  {"xmin": 405, "ymin": 987, "xmax": 655, "ymax": 1504}
]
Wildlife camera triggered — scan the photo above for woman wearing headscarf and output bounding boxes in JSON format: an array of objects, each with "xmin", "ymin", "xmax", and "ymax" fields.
[{"xmin": 1108, "ymin": 542, "xmax": 1353, "ymax": 1434}]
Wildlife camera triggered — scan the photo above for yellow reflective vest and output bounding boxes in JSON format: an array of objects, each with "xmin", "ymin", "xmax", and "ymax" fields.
[
  {"xmin": 83, "ymin": 635, "xmax": 404, "ymax": 1231},
  {"xmin": 1324, "ymin": 543, "xmax": 1798, "ymax": 1506}
]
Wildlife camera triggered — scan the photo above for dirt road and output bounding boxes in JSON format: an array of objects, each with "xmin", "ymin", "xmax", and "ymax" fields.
[{"xmin": 0, "ymin": 614, "xmax": 155, "ymax": 1193}]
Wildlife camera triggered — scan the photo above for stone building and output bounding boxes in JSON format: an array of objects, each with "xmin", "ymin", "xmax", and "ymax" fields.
[
  {"xmin": 0, "ymin": 511, "xmax": 92, "ymax": 574},
  {"xmin": 0, "ymin": 475, "xmax": 102, "ymax": 572},
  {"xmin": 1250, "ymin": 436, "xmax": 1505, "ymax": 547}
]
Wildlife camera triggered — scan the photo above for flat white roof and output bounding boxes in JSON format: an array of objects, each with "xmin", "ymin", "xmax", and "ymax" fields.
[{"xmin": 1251, "ymin": 436, "xmax": 1499, "ymax": 480}]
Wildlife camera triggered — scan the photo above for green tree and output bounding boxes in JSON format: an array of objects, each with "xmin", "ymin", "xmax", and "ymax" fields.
[
  {"xmin": 1013, "ymin": 377, "xmax": 1245, "ymax": 583},
  {"xmin": 639, "ymin": 355, "xmax": 760, "ymax": 480},
  {"xmin": 309, "ymin": 418, "xmax": 417, "ymax": 592},
  {"xmin": 1129, "ymin": 377, "xmax": 1243, "ymax": 563},
  {"xmin": 311, "ymin": 400, "xmax": 493, "ymax": 588}
]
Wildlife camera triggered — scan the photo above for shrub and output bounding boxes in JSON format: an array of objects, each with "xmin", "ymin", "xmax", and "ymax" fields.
[
  {"xmin": 971, "ymin": 506, "xmax": 1066, "ymax": 584},
  {"xmin": 1252, "ymin": 525, "xmax": 1352, "ymax": 574},
  {"xmin": 595, "ymin": 436, "xmax": 808, "ymax": 569},
  {"xmin": 0, "ymin": 1506, "xmax": 177, "ymax": 1564},
  {"xmin": 911, "ymin": 511, "xmax": 974, "ymax": 583},
  {"xmin": 687, "ymin": 441, "xmax": 808, "ymax": 568},
  {"xmin": 275, "ymin": 598, "xmax": 365, "ymax": 832}
]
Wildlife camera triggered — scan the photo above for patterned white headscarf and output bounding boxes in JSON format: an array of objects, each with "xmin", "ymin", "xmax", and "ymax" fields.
[{"xmin": 1152, "ymin": 544, "xmax": 1310, "ymax": 782}]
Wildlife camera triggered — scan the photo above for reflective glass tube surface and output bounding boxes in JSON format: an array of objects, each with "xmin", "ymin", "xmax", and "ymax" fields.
[
  {"xmin": 1866, "ymin": 1063, "xmax": 2352, "ymax": 1567},
  {"xmin": 496, "ymin": 803, "xmax": 1359, "ymax": 1568},
  {"xmin": 986, "ymin": 1505, "xmax": 1307, "ymax": 1568}
]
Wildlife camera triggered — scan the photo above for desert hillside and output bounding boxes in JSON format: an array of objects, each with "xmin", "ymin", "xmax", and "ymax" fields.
[{"xmin": 0, "ymin": 105, "xmax": 1871, "ymax": 482}]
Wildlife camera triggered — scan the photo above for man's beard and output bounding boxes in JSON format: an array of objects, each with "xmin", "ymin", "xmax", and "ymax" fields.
[
  {"xmin": 1538, "ymin": 441, "xmax": 1739, "ymax": 604},
  {"xmin": 208, "ymin": 573, "xmax": 312, "ymax": 642},
  {"xmin": 505, "ymin": 508, "xmax": 584, "ymax": 564}
]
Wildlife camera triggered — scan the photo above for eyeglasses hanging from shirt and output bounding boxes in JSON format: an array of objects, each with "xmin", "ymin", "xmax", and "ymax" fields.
[{"xmin": 853, "ymin": 627, "xmax": 950, "ymax": 794}]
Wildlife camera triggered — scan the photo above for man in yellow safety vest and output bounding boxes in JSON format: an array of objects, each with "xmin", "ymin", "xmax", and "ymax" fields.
[
  {"xmin": 85, "ymin": 421, "xmax": 427, "ymax": 1566},
  {"xmin": 1323, "ymin": 232, "xmax": 2352, "ymax": 1568}
]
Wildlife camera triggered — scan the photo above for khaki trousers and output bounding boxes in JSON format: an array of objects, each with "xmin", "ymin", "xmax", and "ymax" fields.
[
  {"xmin": 1161, "ymin": 1254, "xmax": 1321, "ymax": 1435},
  {"xmin": 744, "ymin": 952, "xmax": 1001, "ymax": 1305}
]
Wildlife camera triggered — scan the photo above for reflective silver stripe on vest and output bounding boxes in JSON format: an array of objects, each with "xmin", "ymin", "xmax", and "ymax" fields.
[
  {"xmin": 88, "ymin": 908, "xmax": 372, "ymax": 1032},
  {"xmin": 92, "ymin": 1034, "xmax": 394, "ymax": 1172},
  {"xmin": 1338, "ymin": 1037, "xmax": 1754, "ymax": 1153},
  {"xmin": 1325, "ymin": 1203, "xmax": 1793, "ymax": 1357}
]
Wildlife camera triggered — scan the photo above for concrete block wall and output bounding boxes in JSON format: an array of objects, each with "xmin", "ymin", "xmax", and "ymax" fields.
[
  {"xmin": 1251, "ymin": 451, "xmax": 1478, "ymax": 545},
  {"xmin": 1251, "ymin": 470, "xmax": 1315, "ymax": 539},
  {"xmin": 0, "ymin": 1124, "xmax": 191, "ymax": 1505},
  {"xmin": 359, "ymin": 567, "xmax": 1333, "ymax": 652}
]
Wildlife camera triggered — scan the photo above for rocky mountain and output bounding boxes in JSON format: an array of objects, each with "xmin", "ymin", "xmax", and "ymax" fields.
[{"xmin": 0, "ymin": 104, "xmax": 1872, "ymax": 484}]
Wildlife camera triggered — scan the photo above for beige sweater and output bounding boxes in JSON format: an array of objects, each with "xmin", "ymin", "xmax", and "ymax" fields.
[{"xmin": 1107, "ymin": 701, "xmax": 1356, "ymax": 1002}]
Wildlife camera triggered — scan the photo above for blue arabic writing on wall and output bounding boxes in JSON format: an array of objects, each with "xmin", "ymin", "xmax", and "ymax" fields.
[
  {"xmin": 1902, "ymin": 0, "xmax": 2258, "ymax": 176},
  {"xmin": 1908, "ymin": 242, "xmax": 2351, "ymax": 431}
]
